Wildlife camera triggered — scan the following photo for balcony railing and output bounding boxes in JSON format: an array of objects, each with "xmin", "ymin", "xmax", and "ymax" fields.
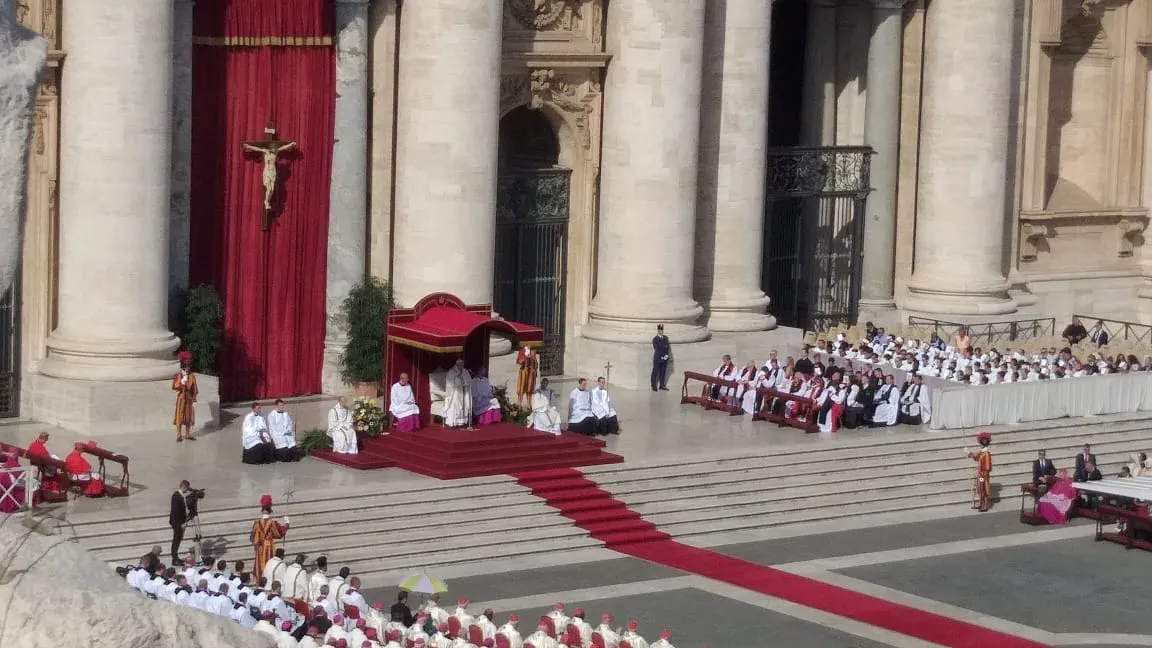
[
  {"xmin": 1071, "ymin": 315, "xmax": 1152, "ymax": 346},
  {"xmin": 906, "ymin": 317, "xmax": 1056, "ymax": 346}
]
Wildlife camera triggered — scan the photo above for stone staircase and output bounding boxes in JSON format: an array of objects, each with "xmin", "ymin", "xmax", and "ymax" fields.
[
  {"xmin": 65, "ymin": 414, "xmax": 1152, "ymax": 580},
  {"xmin": 583, "ymin": 414, "xmax": 1152, "ymax": 544}
]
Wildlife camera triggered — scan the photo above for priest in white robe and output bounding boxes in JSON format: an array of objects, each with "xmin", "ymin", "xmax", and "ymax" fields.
[
  {"xmin": 817, "ymin": 383, "xmax": 846, "ymax": 433},
  {"xmin": 591, "ymin": 377, "xmax": 620, "ymax": 436},
  {"xmin": 281, "ymin": 554, "xmax": 308, "ymax": 600},
  {"xmin": 327, "ymin": 396, "xmax": 358, "ymax": 454},
  {"xmin": 871, "ymin": 377, "xmax": 901, "ymax": 427},
  {"xmin": 899, "ymin": 375, "xmax": 931, "ymax": 425},
  {"xmin": 529, "ymin": 379, "xmax": 562, "ymax": 435},
  {"xmin": 268, "ymin": 399, "xmax": 299, "ymax": 462},
  {"xmin": 308, "ymin": 556, "xmax": 330, "ymax": 604},
  {"xmin": 470, "ymin": 367, "xmax": 502, "ymax": 426},
  {"xmin": 389, "ymin": 373, "xmax": 422, "ymax": 432},
  {"xmin": 620, "ymin": 620, "xmax": 649, "ymax": 648},
  {"xmin": 567, "ymin": 378, "xmax": 597, "ymax": 436},
  {"xmin": 444, "ymin": 359, "xmax": 474, "ymax": 429},
  {"xmin": 593, "ymin": 613, "xmax": 620, "ymax": 648},
  {"xmin": 242, "ymin": 403, "xmax": 275, "ymax": 464},
  {"xmin": 497, "ymin": 614, "xmax": 523, "ymax": 648}
]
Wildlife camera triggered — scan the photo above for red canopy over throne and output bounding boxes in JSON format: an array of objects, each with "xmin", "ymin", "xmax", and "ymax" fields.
[{"xmin": 383, "ymin": 293, "xmax": 543, "ymax": 426}]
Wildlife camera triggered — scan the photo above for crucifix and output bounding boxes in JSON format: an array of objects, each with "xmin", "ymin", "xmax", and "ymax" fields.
[
  {"xmin": 242, "ymin": 120, "xmax": 297, "ymax": 231},
  {"xmin": 603, "ymin": 361, "xmax": 613, "ymax": 385}
]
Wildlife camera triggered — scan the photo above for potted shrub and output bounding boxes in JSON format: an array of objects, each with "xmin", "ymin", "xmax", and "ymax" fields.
[
  {"xmin": 299, "ymin": 428, "xmax": 333, "ymax": 454},
  {"xmin": 172, "ymin": 284, "xmax": 223, "ymax": 375},
  {"xmin": 339, "ymin": 276, "xmax": 394, "ymax": 396}
]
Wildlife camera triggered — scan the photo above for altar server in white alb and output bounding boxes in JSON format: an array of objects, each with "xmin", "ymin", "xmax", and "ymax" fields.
[
  {"xmin": 470, "ymin": 366, "xmax": 502, "ymax": 426},
  {"xmin": 327, "ymin": 396, "xmax": 358, "ymax": 454},
  {"xmin": 389, "ymin": 373, "xmax": 421, "ymax": 432},
  {"xmin": 591, "ymin": 377, "xmax": 621, "ymax": 436},
  {"xmin": 567, "ymin": 378, "xmax": 598, "ymax": 436},
  {"xmin": 267, "ymin": 399, "xmax": 300, "ymax": 462},
  {"xmin": 899, "ymin": 375, "xmax": 931, "ymax": 425},
  {"xmin": 444, "ymin": 358, "xmax": 475, "ymax": 429},
  {"xmin": 529, "ymin": 378, "xmax": 562, "ymax": 435},
  {"xmin": 242, "ymin": 402, "xmax": 275, "ymax": 464}
]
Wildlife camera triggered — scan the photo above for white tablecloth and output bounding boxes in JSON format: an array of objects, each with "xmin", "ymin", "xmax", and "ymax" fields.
[{"xmin": 812, "ymin": 351, "xmax": 1152, "ymax": 429}]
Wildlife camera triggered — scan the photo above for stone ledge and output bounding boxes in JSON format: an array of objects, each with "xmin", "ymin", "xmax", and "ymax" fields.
[{"xmin": 21, "ymin": 371, "xmax": 220, "ymax": 436}]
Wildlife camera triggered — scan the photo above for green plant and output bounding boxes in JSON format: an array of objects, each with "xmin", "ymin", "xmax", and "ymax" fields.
[
  {"xmin": 352, "ymin": 397, "xmax": 385, "ymax": 438},
  {"xmin": 493, "ymin": 383, "xmax": 530, "ymax": 426},
  {"xmin": 173, "ymin": 284, "xmax": 223, "ymax": 375},
  {"xmin": 339, "ymin": 277, "xmax": 394, "ymax": 385},
  {"xmin": 299, "ymin": 428, "xmax": 332, "ymax": 454}
]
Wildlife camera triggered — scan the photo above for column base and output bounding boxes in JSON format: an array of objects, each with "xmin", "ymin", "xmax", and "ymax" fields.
[
  {"xmin": 903, "ymin": 279, "xmax": 1017, "ymax": 317},
  {"xmin": 21, "ymin": 371, "xmax": 220, "ymax": 436},
  {"xmin": 856, "ymin": 298, "xmax": 898, "ymax": 326},
  {"xmin": 706, "ymin": 310, "xmax": 777, "ymax": 333},
  {"xmin": 40, "ymin": 331, "xmax": 180, "ymax": 382}
]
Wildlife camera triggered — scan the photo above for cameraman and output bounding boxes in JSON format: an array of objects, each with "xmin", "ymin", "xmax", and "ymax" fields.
[{"xmin": 169, "ymin": 480, "xmax": 204, "ymax": 563}]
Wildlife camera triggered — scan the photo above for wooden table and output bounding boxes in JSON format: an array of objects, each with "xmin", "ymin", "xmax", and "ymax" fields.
[
  {"xmin": 680, "ymin": 371, "xmax": 744, "ymax": 416},
  {"xmin": 1019, "ymin": 484, "xmax": 1048, "ymax": 525}
]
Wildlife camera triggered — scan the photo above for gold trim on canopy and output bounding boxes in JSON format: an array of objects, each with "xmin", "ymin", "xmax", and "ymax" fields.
[{"xmin": 192, "ymin": 36, "xmax": 333, "ymax": 47}]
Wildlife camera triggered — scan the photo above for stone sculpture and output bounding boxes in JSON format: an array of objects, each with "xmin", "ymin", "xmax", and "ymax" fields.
[
  {"xmin": 0, "ymin": 513, "xmax": 275, "ymax": 648},
  {"xmin": 0, "ymin": 0, "xmax": 46, "ymax": 297}
]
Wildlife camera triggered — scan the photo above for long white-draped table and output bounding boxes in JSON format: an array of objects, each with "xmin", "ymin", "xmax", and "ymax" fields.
[{"xmin": 812, "ymin": 351, "xmax": 1152, "ymax": 430}]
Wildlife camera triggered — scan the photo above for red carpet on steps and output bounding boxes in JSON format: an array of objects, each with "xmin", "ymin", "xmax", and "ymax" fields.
[
  {"xmin": 311, "ymin": 424, "xmax": 622, "ymax": 479},
  {"xmin": 514, "ymin": 467, "xmax": 1050, "ymax": 648}
]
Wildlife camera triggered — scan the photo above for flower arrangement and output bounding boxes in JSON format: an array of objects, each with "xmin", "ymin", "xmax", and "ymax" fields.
[
  {"xmin": 493, "ymin": 383, "xmax": 530, "ymax": 426},
  {"xmin": 352, "ymin": 396, "xmax": 385, "ymax": 438}
]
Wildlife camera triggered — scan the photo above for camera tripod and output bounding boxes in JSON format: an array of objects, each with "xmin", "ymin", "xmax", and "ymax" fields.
[{"xmin": 186, "ymin": 514, "xmax": 204, "ymax": 559}]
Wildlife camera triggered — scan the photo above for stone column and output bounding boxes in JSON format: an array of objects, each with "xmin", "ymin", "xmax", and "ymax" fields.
[
  {"xmin": 323, "ymin": 0, "xmax": 370, "ymax": 394},
  {"xmin": 801, "ymin": 0, "xmax": 837, "ymax": 146},
  {"xmin": 858, "ymin": 0, "xmax": 904, "ymax": 319},
  {"xmin": 904, "ymin": 0, "xmax": 1016, "ymax": 315},
  {"xmin": 169, "ymin": 0, "xmax": 194, "ymax": 298},
  {"xmin": 41, "ymin": 0, "xmax": 180, "ymax": 382},
  {"xmin": 694, "ymin": 0, "xmax": 775, "ymax": 332},
  {"xmin": 583, "ymin": 0, "xmax": 710, "ymax": 344},
  {"xmin": 392, "ymin": 1, "xmax": 502, "ymax": 308}
]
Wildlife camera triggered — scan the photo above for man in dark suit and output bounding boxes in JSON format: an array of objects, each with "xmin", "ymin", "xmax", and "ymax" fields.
[
  {"xmin": 1032, "ymin": 449, "xmax": 1056, "ymax": 486},
  {"xmin": 1073, "ymin": 443, "xmax": 1101, "ymax": 482},
  {"xmin": 1089, "ymin": 320, "xmax": 1110, "ymax": 347},
  {"xmin": 651, "ymin": 324, "xmax": 671, "ymax": 392},
  {"xmin": 391, "ymin": 590, "xmax": 416, "ymax": 626}
]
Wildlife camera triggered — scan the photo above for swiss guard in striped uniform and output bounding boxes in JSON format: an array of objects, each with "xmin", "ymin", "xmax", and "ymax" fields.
[
  {"xmin": 251, "ymin": 494, "xmax": 290, "ymax": 581},
  {"xmin": 172, "ymin": 349, "xmax": 199, "ymax": 442}
]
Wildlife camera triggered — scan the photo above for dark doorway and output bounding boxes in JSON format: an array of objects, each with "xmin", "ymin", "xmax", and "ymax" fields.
[
  {"xmin": 495, "ymin": 107, "xmax": 571, "ymax": 376},
  {"xmin": 763, "ymin": 0, "xmax": 872, "ymax": 330},
  {"xmin": 0, "ymin": 269, "xmax": 20, "ymax": 418}
]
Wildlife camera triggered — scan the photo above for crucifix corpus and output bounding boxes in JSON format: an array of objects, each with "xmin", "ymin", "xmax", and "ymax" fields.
[{"xmin": 242, "ymin": 120, "xmax": 297, "ymax": 231}]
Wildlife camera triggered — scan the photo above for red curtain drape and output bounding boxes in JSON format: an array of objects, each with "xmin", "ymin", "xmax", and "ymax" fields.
[{"xmin": 190, "ymin": 0, "xmax": 335, "ymax": 401}]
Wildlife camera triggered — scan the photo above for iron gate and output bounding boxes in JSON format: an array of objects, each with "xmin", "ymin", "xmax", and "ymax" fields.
[
  {"xmin": 762, "ymin": 146, "xmax": 872, "ymax": 331},
  {"xmin": 494, "ymin": 168, "xmax": 571, "ymax": 376},
  {"xmin": 0, "ymin": 269, "xmax": 20, "ymax": 418}
]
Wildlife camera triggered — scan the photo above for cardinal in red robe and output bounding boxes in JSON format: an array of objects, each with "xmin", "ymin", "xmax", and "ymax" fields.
[
  {"xmin": 25, "ymin": 431, "xmax": 64, "ymax": 494},
  {"xmin": 65, "ymin": 441, "xmax": 105, "ymax": 498}
]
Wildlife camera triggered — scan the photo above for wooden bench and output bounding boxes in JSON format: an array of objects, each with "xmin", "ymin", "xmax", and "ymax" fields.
[
  {"xmin": 0, "ymin": 441, "xmax": 72, "ymax": 502},
  {"xmin": 680, "ymin": 371, "xmax": 744, "ymax": 416},
  {"xmin": 82, "ymin": 445, "xmax": 131, "ymax": 497},
  {"xmin": 1093, "ymin": 504, "xmax": 1152, "ymax": 552},
  {"xmin": 753, "ymin": 387, "xmax": 818, "ymax": 433}
]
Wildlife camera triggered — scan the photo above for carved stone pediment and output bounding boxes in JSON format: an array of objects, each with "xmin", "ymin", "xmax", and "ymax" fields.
[
  {"xmin": 506, "ymin": 0, "xmax": 582, "ymax": 32},
  {"xmin": 502, "ymin": 69, "xmax": 602, "ymax": 150}
]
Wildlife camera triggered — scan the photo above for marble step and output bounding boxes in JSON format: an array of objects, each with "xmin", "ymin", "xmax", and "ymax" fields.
[
  {"xmin": 607, "ymin": 442, "xmax": 1144, "ymax": 503},
  {"xmin": 83, "ymin": 505, "xmax": 571, "ymax": 556},
  {"xmin": 99, "ymin": 517, "xmax": 593, "ymax": 568},
  {"xmin": 348, "ymin": 535, "xmax": 605, "ymax": 581},
  {"xmin": 69, "ymin": 476, "xmax": 523, "ymax": 529},
  {"xmin": 587, "ymin": 423, "xmax": 1152, "ymax": 484}
]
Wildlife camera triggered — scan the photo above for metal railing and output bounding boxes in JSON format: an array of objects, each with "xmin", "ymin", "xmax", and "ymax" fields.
[
  {"xmin": 1072, "ymin": 315, "xmax": 1152, "ymax": 346},
  {"xmin": 906, "ymin": 317, "xmax": 1057, "ymax": 346},
  {"xmin": 0, "ymin": 466, "xmax": 38, "ymax": 511}
]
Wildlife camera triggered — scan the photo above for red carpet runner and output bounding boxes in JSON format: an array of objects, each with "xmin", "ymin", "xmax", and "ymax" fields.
[{"xmin": 513, "ymin": 468, "xmax": 1050, "ymax": 648}]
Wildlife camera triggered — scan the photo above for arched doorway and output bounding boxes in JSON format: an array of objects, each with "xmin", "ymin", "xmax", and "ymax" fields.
[{"xmin": 495, "ymin": 106, "xmax": 571, "ymax": 375}]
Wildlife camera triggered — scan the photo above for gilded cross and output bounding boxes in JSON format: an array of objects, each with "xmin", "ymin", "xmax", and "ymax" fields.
[{"xmin": 242, "ymin": 120, "xmax": 297, "ymax": 231}]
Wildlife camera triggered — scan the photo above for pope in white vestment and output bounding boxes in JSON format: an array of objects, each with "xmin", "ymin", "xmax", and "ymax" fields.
[
  {"xmin": 529, "ymin": 382, "xmax": 562, "ymax": 435},
  {"xmin": 327, "ymin": 397, "xmax": 358, "ymax": 454},
  {"xmin": 444, "ymin": 359, "xmax": 474, "ymax": 428},
  {"xmin": 390, "ymin": 374, "xmax": 422, "ymax": 432}
]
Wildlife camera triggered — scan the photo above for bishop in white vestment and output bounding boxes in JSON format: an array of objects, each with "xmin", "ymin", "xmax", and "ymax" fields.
[
  {"xmin": 591, "ymin": 378, "xmax": 620, "ymax": 436},
  {"xmin": 444, "ymin": 359, "xmax": 474, "ymax": 429},
  {"xmin": 327, "ymin": 396, "xmax": 357, "ymax": 454},
  {"xmin": 567, "ymin": 379, "xmax": 597, "ymax": 436},
  {"xmin": 529, "ymin": 380, "xmax": 562, "ymax": 435},
  {"xmin": 389, "ymin": 373, "xmax": 421, "ymax": 432}
]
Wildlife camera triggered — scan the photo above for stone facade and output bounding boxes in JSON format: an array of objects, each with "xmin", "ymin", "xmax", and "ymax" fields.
[{"xmin": 16, "ymin": 0, "xmax": 1152, "ymax": 429}]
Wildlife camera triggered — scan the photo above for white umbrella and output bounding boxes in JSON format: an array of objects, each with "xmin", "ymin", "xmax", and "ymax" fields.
[{"xmin": 398, "ymin": 573, "xmax": 448, "ymax": 595}]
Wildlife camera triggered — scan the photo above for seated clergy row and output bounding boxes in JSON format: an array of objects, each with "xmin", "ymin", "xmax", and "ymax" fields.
[
  {"xmin": 527, "ymin": 377, "xmax": 621, "ymax": 438},
  {"xmin": 13, "ymin": 431, "xmax": 110, "ymax": 498},
  {"xmin": 706, "ymin": 351, "xmax": 930, "ymax": 432},
  {"xmin": 241, "ymin": 400, "xmax": 303, "ymax": 464}
]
